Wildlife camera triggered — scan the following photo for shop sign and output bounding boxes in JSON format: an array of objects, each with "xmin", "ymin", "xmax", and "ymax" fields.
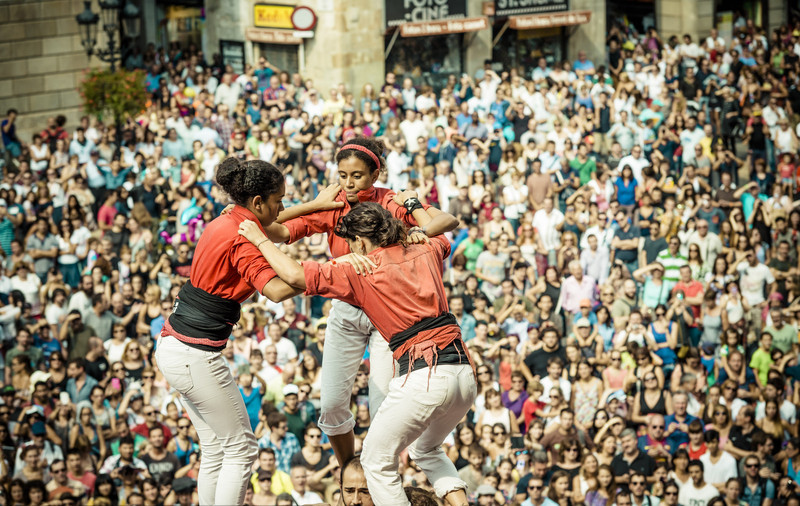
[
  {"xmin": 494, "ymin": 0, "xmax": 569, "ymax": 17},
  {"xmin": 386, "ymin": 0, "xmax": 468, "ymax": 27},
  {"xmin": 254, "ymin": 4, "xmax": 295, "ymax": 29},
  {"xmin": 219, "ymin": 39, "xmax": 246, "ymax": 73},
  {"xmin": 400, "ymin": 16, "xmax": 489, "ymax": 36},
  {"xmin": 245, "ymin": 27, "xmax": 303, "ymax": 44},
  {"xmin": 509, "ymin": 9, "xmax": 590, "ymax": 29}
]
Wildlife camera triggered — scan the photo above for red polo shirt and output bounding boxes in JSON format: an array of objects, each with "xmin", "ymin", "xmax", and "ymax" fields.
[
  {"xmin": 284, "ymin": 187, "xmax": 425, "ymax": 258},
  {"xmin": 302, "ymin": 236, "xmax": 451, "ymax": 341},
  {"xmin": 189, "ymin": 206, "xmax": 277, "ymax": 301}
]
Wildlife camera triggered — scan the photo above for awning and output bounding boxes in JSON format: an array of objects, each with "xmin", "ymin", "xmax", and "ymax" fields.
[
  {"xmin": 245, "ymin": 27, "xmax": 303, "ymax": 45},
  {"xmin": 508, "ymin": 10, "xmax": 592, "ymax": 29},
  {"xmin": 399, "ymin": 16, "xmax": 490, "ymax": 37}
]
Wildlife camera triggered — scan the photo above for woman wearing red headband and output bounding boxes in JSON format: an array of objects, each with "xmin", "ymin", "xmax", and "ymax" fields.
[
  {"xmin": 263, "ymin": 136, "xmax": 458, "ymax": 466},
  {"xmin": 239, "ymin": 203, "xmax": 475, "ymax": 506}
]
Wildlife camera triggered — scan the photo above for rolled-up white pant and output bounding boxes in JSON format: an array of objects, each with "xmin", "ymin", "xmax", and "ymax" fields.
[
  {"xmin": 318, "ymin": 300, "xmax": 395, "ymax": 436},
  {"xmin": 156, "ymin": 335, "xmax": 258, "ymax": 505},
  {"xmin": 361, "ymin": 363, "xmax": 476, "ymax": 505}
]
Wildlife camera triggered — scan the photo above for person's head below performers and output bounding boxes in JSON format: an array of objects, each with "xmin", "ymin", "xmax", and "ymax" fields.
[
  {"xmin": 335, "ymin": 202, "xmax": 407, "ymax": 255},
  {"xmin": 340, "ymin": 456, "xmax": 373, "ymax": 506},
  {"xmin": 216, "ymin": 157, "xmax": 284, "ymax": 227},
  {"xmin": 335, "ymin": 137, "xmax": 386, "ymax": 204},
  {"xmin": 338, "ymin": 456, "xmax": 437, "ymax": 506}
]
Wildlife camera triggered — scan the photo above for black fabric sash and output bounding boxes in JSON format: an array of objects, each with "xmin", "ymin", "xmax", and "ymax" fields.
[
  {"xmin": 388, "ymin": 313, "xmax": 457, "ymax": 352},
  {"xmin": 168, "ymin": 281, "xmax": 241, "ymax": 350}
]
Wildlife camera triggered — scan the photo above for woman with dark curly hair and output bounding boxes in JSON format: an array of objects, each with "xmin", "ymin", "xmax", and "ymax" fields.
[
  {"xmin": 256, "ymin": 137, "xmax": 458, "ymax": 468},
  {"xmin": 156, "ymin": 158, "xmax": 329, "ymax": 505},
  {"xmin": 238, "ymin": 202, "xmax": 474, "ymax": 506}
]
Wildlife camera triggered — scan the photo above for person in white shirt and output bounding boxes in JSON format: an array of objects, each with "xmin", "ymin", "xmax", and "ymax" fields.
[
  {"xmin": 699, "ymin": 430, "xmax": 738, "ymax": 490},
  {"xmin": 258, "ymin": 322, "xmax": 298, "ymax": 367},
  {"xmin": 617, "ymin": 146, "xmax": 650, "ymax": 186},
  {"xmin": 736, "ymin": 251, "xmax": 775, "ymax": 335},
  {"xmin": 679, "ymin": 459, "xmax": 722, "ymax": 506},
  {"xmin": 478, "ymin": 69, "xmax": 501, "ymax": 110},
  {"xmin": 213, "ymin": 73, "xmax": 242, "ymax": 113},
  {"xmin": 532, "ymin": 197, "xmax": 564, "ymax": 266},
  {"xmin": 289, "ymin": 466, "xmax": 323, "ymax": 504},
  {"xmin": 385, "ymin": 143, "xmax": 411, "ymax": 191},
  {"xmin": 704, "ymin": 28, "xmax": 725, "ymax": 53},
  {"xmin": 398, "ymin": 110, "xmax": 427, "ymax": 153}
]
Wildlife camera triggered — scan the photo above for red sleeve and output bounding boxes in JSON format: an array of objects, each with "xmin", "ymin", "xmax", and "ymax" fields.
[
  {"xmin": 229, "ymin": 236, "xmax": 278, "ymax": 293},
  {"xmin": 429, "ymin": 235, "xmax": 452, "ymax": 261},
  {"xmin": 302, "ymin": 261, "xmax": 363, "ymax": 306},
  {"xmin": 379, "ymin": 192, "xmax": 431, "ymax": 227},
  {"xmin": 284, "ymin": 209, "xmax": 341, "ymax": 245}
]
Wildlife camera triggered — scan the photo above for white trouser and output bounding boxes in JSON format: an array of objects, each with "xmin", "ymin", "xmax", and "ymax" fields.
[
  {"xmin": 361, "ymin": 363, "xmax": 476, "ymax": 505},
  {"xmin": 155, "ymin": 335, "xmax": 258, "ymax": 506},
  {"xmin": 318, "ymin": 300, "xmax": 395, "ymax": 436}
]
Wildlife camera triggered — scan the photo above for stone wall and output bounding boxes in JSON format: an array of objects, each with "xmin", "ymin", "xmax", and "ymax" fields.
[{"xmin": 0, "ymin": 0, "xmax": 103, "ymax": 143}]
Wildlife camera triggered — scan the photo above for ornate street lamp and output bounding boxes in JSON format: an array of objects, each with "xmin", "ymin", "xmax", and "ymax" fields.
[{"xmin": 75, "ymin": 0, "xmax": 140, "ymax": 72}]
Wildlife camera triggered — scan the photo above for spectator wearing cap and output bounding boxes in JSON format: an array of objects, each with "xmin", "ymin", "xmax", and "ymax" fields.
[
  {"xmin": 475, "ymin": 483, "xmax": 500, "ymax": 505},
  {"xmin": 252, "ymin": 468, "xmax": 278, "ymax": 505},
  {"xmin": 16, "ymin": 419, "xmax": 63, "ymax": 470},
  {"xmin": 65, "ymin": 358, "xmax": 98, "ymax": 405},
  {"xmin": 280, "ymin": 384, "xmax": 308, "ymax": 442},
  {"xmin": 171, "ymin": 476, "xmax": 197, "ymax": 506},
  {"xmin": 258, "ymin": 412, "xmax": 300, "ymax": 474}
]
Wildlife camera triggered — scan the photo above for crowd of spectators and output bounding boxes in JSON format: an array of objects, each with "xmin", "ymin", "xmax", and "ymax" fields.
[{"xmin": 3, "ymin": 14, "xmax": 800, "ymax": 506}]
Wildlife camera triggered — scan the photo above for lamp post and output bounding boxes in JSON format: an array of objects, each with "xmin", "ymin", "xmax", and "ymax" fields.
[
  {"xmin": 75, "ymin": 0, "xmax": 140, "ymax": 72},
  {"xmin": 75, "ymin": 0, "xmax": 140, "ymax": 153}
]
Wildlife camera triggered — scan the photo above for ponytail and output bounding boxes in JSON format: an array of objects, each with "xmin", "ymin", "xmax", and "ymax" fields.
[
  {"xmin": 335, "ymin": 202, "xmax": 407, "ymax": 248},
  {"xmin": 215, "ymin": 157, "xmax": 283, "ymax": 207}
]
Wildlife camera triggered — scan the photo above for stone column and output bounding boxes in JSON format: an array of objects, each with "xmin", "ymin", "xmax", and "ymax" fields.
[
  {"xmin": 465, "ymin": 0, "xmax": 491, "ymax": 77},
  {"xmin": 657, "ymin": 0, "xmax": 714, "ymax": 42},
  {"xmin": 302, "ymin": 0, "xmax": 385, "ymax": 96},
  {"xmin": 567, "ymin": 0, "xmax": 606, "ymax": 64}
]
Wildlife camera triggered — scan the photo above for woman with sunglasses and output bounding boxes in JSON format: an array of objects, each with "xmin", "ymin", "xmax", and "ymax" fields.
[{"xmin": 238, "ymin": 202, "xmax": 474, "ymax": 505}]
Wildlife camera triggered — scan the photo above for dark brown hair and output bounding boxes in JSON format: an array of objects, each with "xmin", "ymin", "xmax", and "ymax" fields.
[{"xmin": 335, "ymin": 202, "xmax": 406, "ymax": 248}]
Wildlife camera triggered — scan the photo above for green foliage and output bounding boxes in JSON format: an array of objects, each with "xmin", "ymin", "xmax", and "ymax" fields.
[{"xmin": 78, "ymin": 69, "xmax": 147, "ymax": 123}]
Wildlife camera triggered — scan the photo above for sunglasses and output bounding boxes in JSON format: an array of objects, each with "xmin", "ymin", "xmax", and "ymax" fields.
[
  {"xmin": 528, "ymin": 485, "xmax": 543, "ymax": 490},
  {"xmin": 745, "ymin": 463, "xmax": 759, "ymax": 468}
]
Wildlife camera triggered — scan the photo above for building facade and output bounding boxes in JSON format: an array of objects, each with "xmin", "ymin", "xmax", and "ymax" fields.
[{"xmin": 0, "ymin": 0, "xmax": 792, "ymax": 141}]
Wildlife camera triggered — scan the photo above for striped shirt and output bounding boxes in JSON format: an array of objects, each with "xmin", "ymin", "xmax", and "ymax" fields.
[{"xmin": 656, "ymin": 249, "xmax": 688, "ymax": 284}]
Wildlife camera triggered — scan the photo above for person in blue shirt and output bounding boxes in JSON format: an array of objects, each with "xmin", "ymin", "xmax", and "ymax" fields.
[
  {"xmin": 573, "ymin": 51, "xmax": 596, "ymax": 77},
  {"xmin": 664, "ymin": 391, "xmax": 698, "ymax": 452},
  {"xmin": 1, "ymin": 109, "xmax": 20, "ymax": 159}
]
